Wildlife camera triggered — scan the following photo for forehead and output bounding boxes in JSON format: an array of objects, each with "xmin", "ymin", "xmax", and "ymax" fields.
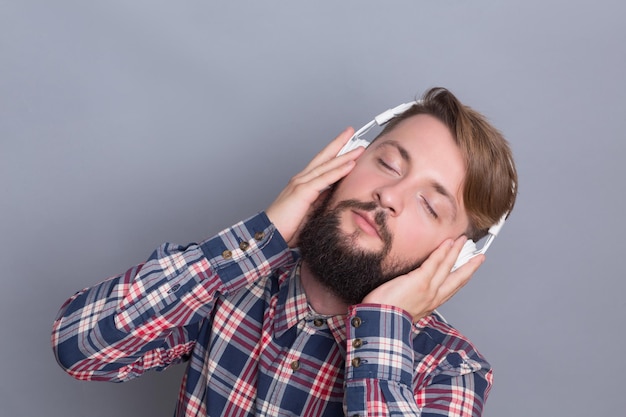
[{"xmin": 374, "ymin": 114, "xmax": 463, "ymax": 166}]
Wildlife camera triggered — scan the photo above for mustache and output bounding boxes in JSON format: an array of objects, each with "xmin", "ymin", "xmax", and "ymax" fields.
[{"xmin": 332, "ymin": 199, "xmax": 392, "ymax": 248}]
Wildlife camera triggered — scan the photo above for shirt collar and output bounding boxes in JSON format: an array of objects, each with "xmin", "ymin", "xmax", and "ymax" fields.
[
  {"xmin": 273, "ymin": 261, "xmax": 347, "ymax": 351},
  {"xmin": 273, "ymin": 262, "xmax": 309, "ymax": 337}
]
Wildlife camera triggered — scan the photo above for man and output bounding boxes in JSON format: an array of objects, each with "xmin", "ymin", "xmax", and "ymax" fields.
[{"xmin": 52, "ymin": 87, "xmax": 517, "ymax": 416}]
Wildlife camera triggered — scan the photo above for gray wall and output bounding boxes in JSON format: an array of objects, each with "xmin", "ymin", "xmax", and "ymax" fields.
[{"xmin": 2, "ymin": 1, "xmax": 624, "ymax": 416}]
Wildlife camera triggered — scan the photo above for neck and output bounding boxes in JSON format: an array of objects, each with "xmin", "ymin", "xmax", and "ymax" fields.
[{"xmin": 300, "ymin": 262, "xmax": 350, "ymax": 316}]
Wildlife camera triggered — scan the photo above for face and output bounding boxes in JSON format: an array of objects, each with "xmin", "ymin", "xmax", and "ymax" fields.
[
  {"xmin": 335, "ymin": 114, "xmax": 470, "ymax": 269},
  {"xmin": 299, "ymin": 114, "xmax": 470, "ymax": 304}
]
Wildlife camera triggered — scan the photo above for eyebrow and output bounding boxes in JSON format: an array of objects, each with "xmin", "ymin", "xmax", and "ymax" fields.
[
  {"xmin": 376, "ymin": 140, "xmax": 411, "ymax": 163},
  {"xmin": 376, "ymin": 140, "xmax": 459, "ymax": 220}
]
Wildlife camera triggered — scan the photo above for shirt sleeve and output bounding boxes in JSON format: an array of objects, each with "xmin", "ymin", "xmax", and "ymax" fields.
[
  {"xmin": 344, "ymin": 304, "xmax": 493, "ymax": 417},
  {"xmin": 51, "ymin": 212, "xmax": 292, "ymax": 382}
]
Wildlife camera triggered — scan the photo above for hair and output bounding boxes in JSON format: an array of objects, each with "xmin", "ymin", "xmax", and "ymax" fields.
[{"xmin": 378, "ymin": 87, "xmax": 518, "ymax": 241}]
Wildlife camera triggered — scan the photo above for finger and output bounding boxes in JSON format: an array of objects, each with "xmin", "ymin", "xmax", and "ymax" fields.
[
  {"xmin": 301, "ymin": 127, "xmax": 356, "ymax": 173},
  {"xmin": 433, "ymin": 235, "xmax": 475, "ymax": 283},
  {"xmin": 441, "ymin": 236, "xmax": 470, "ymax": 275},
  {"xmin": 295, "ymin": 157, "xmax": 359, "ymax": 196},
  {"xmin": 295, "ymin": 146, "xmax": 364, "ymax": 185},
  {"xmin": 414, "ymin": 238, "xmax": 456, "ymax": 282},
  {"xmin": 411, "ymin": 236, "xmax": 467, "ymax": 292},
  {"xmin": 437, "ymin": 254, "xmax": 484, "ymax": 304}
]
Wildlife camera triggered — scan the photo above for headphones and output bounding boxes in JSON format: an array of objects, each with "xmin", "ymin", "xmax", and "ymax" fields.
[{"xmin": 337, "ymin": 101, "xmax": 507, "ymax": 272}]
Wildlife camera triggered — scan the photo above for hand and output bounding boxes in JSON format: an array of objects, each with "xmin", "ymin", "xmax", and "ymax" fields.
[
  {"xmin": 266, "ymin": 127, "xmax": 365, "ymax": 247},
  {"xmin": 361, "ymin": 236, "xmax": 485, "ymax": 322}
]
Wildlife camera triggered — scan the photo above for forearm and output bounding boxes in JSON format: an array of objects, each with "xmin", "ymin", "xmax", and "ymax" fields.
[
  {"xmin": 51, "ymin": 212, "xmax": 292, "ymax": 381},
  {"xmin": 344, "ymin": 304, "xmax": 420, "ymax": 416}
]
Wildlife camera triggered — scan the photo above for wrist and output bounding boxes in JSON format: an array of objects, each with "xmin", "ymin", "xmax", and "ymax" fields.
[{"xmin": 346, "ymin": 305, "xmax": 415, "ymax": 386}]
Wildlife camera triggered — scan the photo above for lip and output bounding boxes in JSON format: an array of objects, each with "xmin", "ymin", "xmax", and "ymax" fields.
[{"xmin": 351, "ymin": 209, "xmax": 381, "ymax": 238}]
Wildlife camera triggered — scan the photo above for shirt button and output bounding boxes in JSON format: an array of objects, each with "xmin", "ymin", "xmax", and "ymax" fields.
[
  {"xmin": 290, "ymin": 360, "xmax": 300, "ymax": 371},
  {"xmin": 313, "ymin": 318, "xmax": 325, "ymax": 327},
  {"xmin": 351, "ymin": 316, "xmax": 362, "ymax": 328},
  {"xmin": 351, "ymin": 357, "xmax": 362, "ymax": 368},
  {"xmin": 239, "ymin": 241, "xmax": 250, "ymax": 251},
  {"xmin": 222, "ymin": 250, "xmax": 232, "ymax": 259},
  {"xmin": 254, "ymin": 231, "xmax": 265, "ymax": 241},
  {"xmin": 352, "ymin": 338, "xmax": 363, "ymax": 348}
]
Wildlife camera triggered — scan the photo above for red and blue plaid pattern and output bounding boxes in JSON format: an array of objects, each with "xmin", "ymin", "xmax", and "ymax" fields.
[{"xmin": 52, "ymin": 212, "xmax": 492, "ymax": 416}]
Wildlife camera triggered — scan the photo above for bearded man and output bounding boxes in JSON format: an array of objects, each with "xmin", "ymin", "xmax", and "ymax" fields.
[{"xmin": 52, "ymin": 87, "xmax": 517, "ymax": 417}]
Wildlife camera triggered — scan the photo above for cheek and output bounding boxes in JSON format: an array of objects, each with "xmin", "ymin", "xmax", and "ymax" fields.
[
  {"xmin": 334, "ymin": 166, "xmax": 376, "ymax": 200},
  {"xmin": 389, "ymin": 218, "xmax": 439, "ymax": 262}
]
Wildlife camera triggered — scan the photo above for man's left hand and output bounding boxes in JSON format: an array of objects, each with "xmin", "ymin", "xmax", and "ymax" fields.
[{"xmin": 361, "ymin": 236, "xmax": 485, "ymax": 322}]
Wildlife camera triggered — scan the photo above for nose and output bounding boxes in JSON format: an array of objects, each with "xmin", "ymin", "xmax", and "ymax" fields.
[{"xmin": 373, "ymin": 182, "xmax": 405, "ymax": 216}]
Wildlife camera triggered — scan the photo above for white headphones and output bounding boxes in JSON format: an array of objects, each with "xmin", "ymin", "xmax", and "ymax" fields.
[{"xmin": 337, "ymin": 101, "xmax": 507, "ymax": 272}]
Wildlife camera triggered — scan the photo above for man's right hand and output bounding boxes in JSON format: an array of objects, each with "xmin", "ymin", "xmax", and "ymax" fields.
[{"xmin": 266, "ymin": 127, "xmax": 364, "ymax": 247}]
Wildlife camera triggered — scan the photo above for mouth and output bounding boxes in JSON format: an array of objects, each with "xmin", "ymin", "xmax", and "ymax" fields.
[{"xmin": 351, "ymin": 209, "xmax": 381, "ymax": 238}]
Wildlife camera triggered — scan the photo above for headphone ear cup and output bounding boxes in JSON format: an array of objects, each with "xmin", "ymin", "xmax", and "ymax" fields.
[
  {"xmin": 451, "ymin": 239, "xmax": 478, "ymax": 272},
  {"xmin": 336, "ymin": 137, "xmax": 370, "ymax": 156},
  {"xmin": 460, "ymin": 239, "xmax": 477, "ymax": 257}
]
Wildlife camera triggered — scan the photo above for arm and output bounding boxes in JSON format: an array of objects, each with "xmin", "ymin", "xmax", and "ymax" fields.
[
  {"xmin": 344, "ymin": 305, "xmax": 492, "ymax": 417},
  {"xmin": 346, "ymin": 239, "xmax": 490, "ymax": 416},
  {"xmin": 51, "ymin": 212, "xmax": 292, "ymax": 382},
  {"xmin": 52, "ymin": 127, "xmax": 362, "ymax": 383}
]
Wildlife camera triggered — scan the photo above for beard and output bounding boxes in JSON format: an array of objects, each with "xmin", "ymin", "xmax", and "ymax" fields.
[{"xmin": 298, "ymin": 189, "xmax": 422, "ymax": 305}]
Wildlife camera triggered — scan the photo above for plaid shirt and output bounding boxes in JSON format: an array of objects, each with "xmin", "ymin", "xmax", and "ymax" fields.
[{"xmin": 52, "ymin": 212, "xmax": 492, "ymax": 416}]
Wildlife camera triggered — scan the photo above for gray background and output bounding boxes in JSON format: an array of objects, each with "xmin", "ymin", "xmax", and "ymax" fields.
[{"xmin": 1, "ymin": 1, "xmax": 624, "ymax": 416}]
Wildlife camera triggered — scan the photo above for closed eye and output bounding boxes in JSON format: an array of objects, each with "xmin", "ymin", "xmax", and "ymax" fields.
[
  {"xmin": 421, "ymin": 196, "xmax": 438, "ymax": 219},
  {"xmin": 377, "ymin": 158, "xmax": 398, "ymax": 174}
]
